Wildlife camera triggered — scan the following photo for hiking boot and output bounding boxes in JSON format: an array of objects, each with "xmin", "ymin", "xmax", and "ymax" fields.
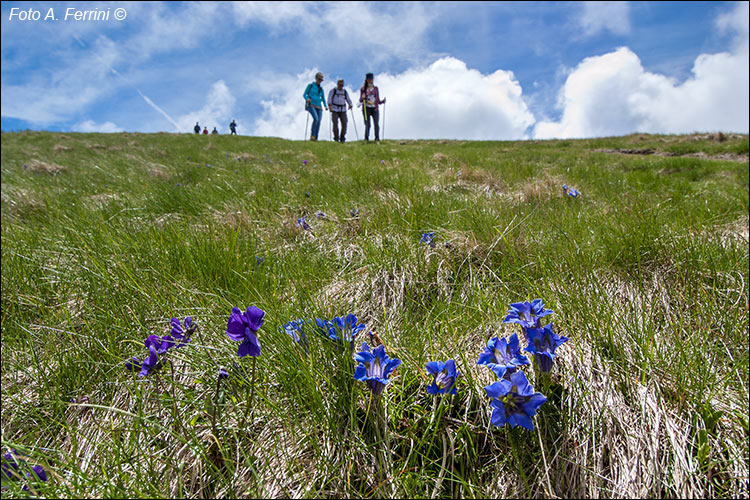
[
  {"xmin": 310, "ymin": 135, "xmax": 317, "ymax": 141},
  {"xmin": 340, "ymin": 138, "xmax": 346, "ymax": 143}
]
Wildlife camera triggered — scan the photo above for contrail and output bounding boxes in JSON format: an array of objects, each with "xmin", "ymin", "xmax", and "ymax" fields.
[{"xmin": 73, "ymin": 35, "xmax": 182, "ymax": 132}]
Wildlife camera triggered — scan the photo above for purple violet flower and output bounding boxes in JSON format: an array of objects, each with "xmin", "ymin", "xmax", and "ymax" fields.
[
  {"xmin": 170, "ymin": 316, "xmax": 195, "ymax": 347},
  {"xmin": 524, "ymin": 323, "xmax": 568, "ymax": 372},
  {"xmin": 484, "ymin": 371, "xmax": 547, "ymax": 431},
  {"xmin": 503, "ymin": 299, "xmax": 554, "ymax": 330},
  {"xmin": 226, "ymin": 306, "xmax": 264, "ymax": 357},
  {"xmin": 218, "ymin": 368, "xmax": 229, "ymax": 380},
  {"xmin": 476, "ymin": 333, "xmax": 530, "ymax": 376},
  {"xmin": 354, "ymin": 342, "xmax": 402, "ymax": 395},
  {"xmin": 2, "ymin": 450, "xmax": 19, "ymax": 479},
  {"xmin": 426, "ymin": 359, "xmax": 459, "ymax": 395}
]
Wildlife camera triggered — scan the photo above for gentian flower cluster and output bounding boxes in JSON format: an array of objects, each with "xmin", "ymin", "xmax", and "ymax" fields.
[
  {"xmin": 562, "ymin": 184, "xmax": 580, "ymax": 198},
  {"xmin": 420, "ymin": 232, "xmax": 435, "ymax": 246},
  {"xmin": 354, "ymin": 342, "xmax": 402, "ymax": 395},
  {"xmin": 2, "ymin": 449, "xmax": 49, "ymax": 491},
  {"xmin": 315, "ymin": 314, "xmax": 366, "ymax": 351},
  {"xmin": 477, "ymin": 299, "xmax": 567, "ymax": 431},
  {"xmin": 297, "ymin": 217, "xmax": 312, "ymax": 231}
]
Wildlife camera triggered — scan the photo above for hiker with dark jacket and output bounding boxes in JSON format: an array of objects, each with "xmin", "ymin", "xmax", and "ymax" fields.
[
  {"xmin": 328, "ymin": 79, "xmax": 353, "ymax": 143},
  {"xmin": 359, "ymin": 72, "xmax": 385, "ymax": 141},
  {"xmin": 194, "ymin": 122, "xmax": 201, "ymax": 134},
  {"xmin": 303, "ymin": 72, "xmax": 328, "ymax": 141},
  {"xmin": 229, "ymin": 120, "xmax": 237, "ymax": 135}
]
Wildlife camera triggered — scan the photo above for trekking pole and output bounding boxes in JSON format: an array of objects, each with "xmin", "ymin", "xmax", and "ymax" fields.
[
  {"xmin": 304, "ymin": 110, "xmax": 309, "ymax": 141},
  {"xmin": 329, "ymin": 110, "xmax": 333, "ymax": 141},
  {"xmin": 382, "ymin": 101, "xmax": 386, "ymax": 141},
  {"xmin": 350, "ymin": 107, "xmax": 359, "ymax": 140}
]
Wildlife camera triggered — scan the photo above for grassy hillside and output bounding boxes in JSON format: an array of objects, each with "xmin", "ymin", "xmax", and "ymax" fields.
[{"xmin": 1, "ymin": 130, "xmax": 748, "ymax": 498}]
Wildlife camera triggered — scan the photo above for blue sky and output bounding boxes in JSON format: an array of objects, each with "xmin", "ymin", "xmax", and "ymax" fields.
[{"xmin": 1, "ymin": 1, "xmax": 748, "ymax": 140}]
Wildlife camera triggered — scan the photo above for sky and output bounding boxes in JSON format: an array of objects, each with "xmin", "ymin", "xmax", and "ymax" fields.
[{"xmin": 1, "ymin": 1, "xmax": 748, "ymax": 140}]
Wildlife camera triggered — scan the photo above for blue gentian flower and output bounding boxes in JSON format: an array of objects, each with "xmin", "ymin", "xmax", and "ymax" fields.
[
  {"xmin": 218, "ymin": 368, "xmax": 229, "ymax": 380},
  {"xmin": 524, "ymin": 323, "xmax": 568, "ymax": 372},
  {"xmin": 484, "ymin": 371, "xmax": 547, "ymax": 431},
  {"xmin": 426, "ymin": 359, "xmax": 459, "ymax": 395},
  {"xmin": 503, "ymin": 299, "xmax": 554, "ymax": 329},
  {"xmin": 297, "ymin": 217, "xmax": 312, "ymax": 230},
  {"xmin": 226, "ymin": 306, "xmax": 264, "ymax": 357},
  {"xmin": 562, "ymin": 184, "xmax": 568, "ymax": 194},
  {"xmin": 170, "ymin": 316, "xmax": 195, "ymax": 347},
  {"xmin": 354, "ymin": 342, "xmax": 402, "ymax": 395},
  {"xmin": 316, "ymin": 210, "xmax": 327, "ymax": 219},
  {"xmin": 420, "ymin": 232, "xmax": 435, "ymax": 245},
  {"xmin": 283, "ymin": 319, "xmax": 309, "ymax": 352},
  {"xmin": 350, "ymin": 209, "xmax": 359, "ymax": 217},
  {"xmin": 476, "ymin": 333, "xmax": 530, "ymax": 376},
  {"xmin": 568, "ymin": 188, "xmax": 580, "ymax": 198},
  {"xmin": 315, "ymin": 318, "xmax": 338, "ymax": 340},
  {"xmin": 255, "ymin": 256, "xmax": 264, "ymax": 266}
]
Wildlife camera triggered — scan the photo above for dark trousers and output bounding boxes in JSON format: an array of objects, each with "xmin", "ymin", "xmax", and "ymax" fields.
[
  {"xmin": 331, "ymin": 111, "xmax": 348, "ymax": 142},
  {"xmin": 363, "ymin": 106, "xmax": 379, "ymax": 140}
]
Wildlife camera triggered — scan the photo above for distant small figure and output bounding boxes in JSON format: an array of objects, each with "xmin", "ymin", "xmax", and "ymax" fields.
[
  {"xmin": 211, "ymin": 127, "xmax": 219, "ymax": 134},
  {"xmin": 194, "ymin": 122, "xmax": 201, "ymax": 134},
  {"xmin": 229, "ymin": 120, "xmax": 237, "ymax": 135},
  {"xmin": 202, "ymin": 127, "xmax": 208, "ymax": 135}
]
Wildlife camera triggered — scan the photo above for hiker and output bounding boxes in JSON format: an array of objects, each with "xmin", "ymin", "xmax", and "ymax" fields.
[
  {"xmin": 211, "ymin": 127, "xmax": 218, "ymax": 134},
  {"xmin": 359, "ymin": 73, "xmax": 385, "ymax": 141},
  {"xmin": 194, "ymin": 122, "xmax": 201, "ymax": 134},
  {"xmin": 328, "ymin": 79, "xmax": 353, "ymax": 143},
  {"xmin": 202, "ymin": 127, "xmax": 208, "ymax": 135},
  {"xmin": 229, "ymin": 120, "xmax": 237, "ymax": 135},
  {"xmin": 303, "ymin": 72, "xmax": 328, "ymax": 141}
]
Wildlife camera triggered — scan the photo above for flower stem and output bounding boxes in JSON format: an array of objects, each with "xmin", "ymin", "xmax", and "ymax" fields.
[{"xmin": 244, "ymin": 357, "xmax": 257, "ymax": 429}]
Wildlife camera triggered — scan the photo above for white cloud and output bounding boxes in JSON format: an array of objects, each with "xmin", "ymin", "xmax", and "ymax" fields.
[
  {"xmin": 231, "ymin": 1, "xmax": 434, "ymax": 63},
  {"xmin": 535, "ymin": 4, "xmax": 749, "ymax": 139},
  {"xmin": 176, "ymin": 80, "xmax": 236, "ymax": 133},
  {"xmin": 578, "ymin": 1, "xmax": 631, "ymax": 37},
  {"xmin": 73, "ymin": 119, "xmax": 124, "ymax": 133},
  {"xmin": 250, "ymin": 57, "xmax": 536, "ymax": 141}
]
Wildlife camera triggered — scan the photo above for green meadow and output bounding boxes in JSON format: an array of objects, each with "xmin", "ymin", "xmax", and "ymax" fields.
[{"xmin": 1, "ymin": 130, "xmax": 748, "ymax": 498}]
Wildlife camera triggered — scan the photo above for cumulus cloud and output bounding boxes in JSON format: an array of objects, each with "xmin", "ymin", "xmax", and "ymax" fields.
[
  {"xmin": 176, "ymin": 80, "xmax": 236, "ymax": 133},
  {"xmin": 73, "ymin": 120, "xmax": 124, "ymax": 133},
  {"xmin": 535, "ymin": 4, "xmax": 749, "ymax": 139},
  {"xmin": 251, "ymin": 57, "xmax": 535, "ymax": 141},
  {"xmin": 577, "ymin": 1, "xmax": 631, "ymax": 37}
]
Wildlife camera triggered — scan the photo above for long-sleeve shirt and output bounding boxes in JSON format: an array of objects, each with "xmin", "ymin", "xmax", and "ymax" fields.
[
  {"xmin": 328, "ymin": 87, "xmax": 352, "ymax": 113},
  {"xmin": 304, "ymin": 82, "xmax": 327, "ymax": 109},
  {"xmin": 359, "ymin": 85, "xmax": 383, "ymax": 109}
]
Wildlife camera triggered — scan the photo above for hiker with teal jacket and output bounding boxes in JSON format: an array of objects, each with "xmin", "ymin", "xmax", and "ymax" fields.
[{"xmin": 304, "ymin": 72, "xmax": 328, "ymax": 141}]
